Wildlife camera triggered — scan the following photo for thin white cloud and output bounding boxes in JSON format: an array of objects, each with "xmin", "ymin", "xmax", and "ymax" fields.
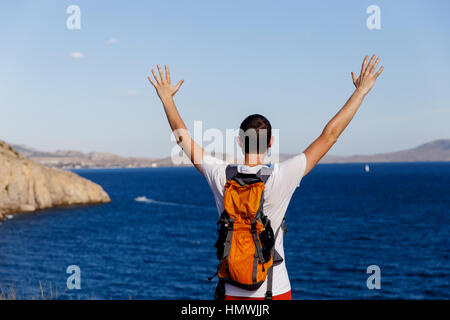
[
  {"xmin": 122, "ymin": 90, "xmax": 138, "ymax": 96},
  {"xmin": 107, "ymin": 38, "xmax": 119, "ymax": 45},
  {"xmin": 70, "ymin": 52, "xmax": 84, "ymax": 59}
]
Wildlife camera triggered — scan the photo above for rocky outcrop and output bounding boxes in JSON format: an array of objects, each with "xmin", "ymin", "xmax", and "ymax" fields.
[{"xmin": 0, "ymin": 141, "xmax": 111, "ymax": 220}]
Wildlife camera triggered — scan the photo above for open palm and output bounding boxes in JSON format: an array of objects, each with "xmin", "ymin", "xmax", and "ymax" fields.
[
  {"xmin": 351, "ymin": 54, "xmax": 384, "ymax": 95},
  {"xmin": 147, "ymin": 65, "xmax": 184, "ymax": 101}
]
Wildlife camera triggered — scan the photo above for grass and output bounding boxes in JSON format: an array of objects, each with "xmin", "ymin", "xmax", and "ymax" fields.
[
  {"xmin": 0, "ymin": 281, "xmax": 117, "ymax": 300},
  {"xmin": 0, "ymin": 281, "xmax": 64, "ymax": 300}
]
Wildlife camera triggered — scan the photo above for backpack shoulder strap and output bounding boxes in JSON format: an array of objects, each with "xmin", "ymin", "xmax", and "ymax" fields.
[
  {"xmin": 256, "ymin": 166, "xmax": 273, "ymax": 184},
  {"xmin": 225, "ymin": 165, "xmax": 238, "ymax": 181},
  {"xmin": 226, "ymin": 165, "xmax": 272, "ymax": 184}
]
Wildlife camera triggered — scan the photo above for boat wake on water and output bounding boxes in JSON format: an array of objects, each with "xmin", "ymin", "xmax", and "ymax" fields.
[{"xmin": 134, "ymin": 196, "xmax": 215, "ymax": 210}]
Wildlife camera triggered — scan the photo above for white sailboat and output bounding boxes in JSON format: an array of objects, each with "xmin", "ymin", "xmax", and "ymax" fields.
[{"xmin": 365, "ymin": 164, "xmax": 370, "ymax": 172}]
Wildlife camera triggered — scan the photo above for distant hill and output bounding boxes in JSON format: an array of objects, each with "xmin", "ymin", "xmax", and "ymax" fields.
[
  {"xmin": 10, "ymin": 143, "xmax": 159, "ymax": 169},
  {"xmin": 7, "ymin": 139, "xmax": 450, "ymax": 169},
  {"xmin": 319, "ymin": 139, "xmax": 450, "ymax": 163}
]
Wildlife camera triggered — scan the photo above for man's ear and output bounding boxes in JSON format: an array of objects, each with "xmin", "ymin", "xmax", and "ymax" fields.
[
  {"xmin": 237, "ymin": 136, "xmax": 243, "ymax": 150},
  {"xmin": 268, "ymin": 136, "xmax": 274, "ymax": 149}
]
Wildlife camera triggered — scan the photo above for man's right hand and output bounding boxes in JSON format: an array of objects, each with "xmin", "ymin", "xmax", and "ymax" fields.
[
  {"xmin": 303, "ymin": 54, "xmax": 384, "ymax": 177},
  {"xmin": 351, "ymin": 54, "xmax": 384, "ymax": 95}
]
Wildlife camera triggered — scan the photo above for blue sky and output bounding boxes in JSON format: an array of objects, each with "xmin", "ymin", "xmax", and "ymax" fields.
[{"xmin": 0, "ymin": 0, "xmax": 449, "ymax": 157}]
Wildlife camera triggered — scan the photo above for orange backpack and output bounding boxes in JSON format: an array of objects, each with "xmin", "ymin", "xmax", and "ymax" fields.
[{"xmin": 210, "ymin": 165, "xmax": 285, "ymax": 300}]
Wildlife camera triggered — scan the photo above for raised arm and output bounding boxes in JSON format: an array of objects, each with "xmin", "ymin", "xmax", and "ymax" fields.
[
  {"xmin": 147, "ymin": 65, "xmax": 204, "ymax": 173},
  {"xmin": 303, "ymin": 54, "xmax": 384, "ymax": 176}
]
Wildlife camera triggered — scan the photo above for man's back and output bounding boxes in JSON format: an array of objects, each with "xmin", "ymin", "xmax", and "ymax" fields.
[
  {"xmin": 148, "ymin": 56, "xmax": 383, "ymax": 298},
  {"xmin": 202, "ymin": 153, "xmax": 307, "ymax": 298}
]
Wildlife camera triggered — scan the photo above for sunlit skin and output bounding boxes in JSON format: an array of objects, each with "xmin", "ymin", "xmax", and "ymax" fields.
[{"xmin": 148, "ymin": 55, "xmax": 383, "ymax": 175}]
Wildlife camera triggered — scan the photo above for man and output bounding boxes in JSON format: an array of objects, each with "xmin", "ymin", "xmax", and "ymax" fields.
[{"xmin": 147, "ymin": 55, "xmax": 384, "ymax": 299}]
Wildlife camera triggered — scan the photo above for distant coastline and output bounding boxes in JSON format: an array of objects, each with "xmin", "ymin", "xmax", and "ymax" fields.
[{"xmin": 7, "ymin": 139, "xmax": 450, "ymax": 169}]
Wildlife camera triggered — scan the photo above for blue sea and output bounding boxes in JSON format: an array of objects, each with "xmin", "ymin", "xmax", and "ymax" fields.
[{"xmin": 0, "ymin": 163, "xmax": 449, "ymax": 299}]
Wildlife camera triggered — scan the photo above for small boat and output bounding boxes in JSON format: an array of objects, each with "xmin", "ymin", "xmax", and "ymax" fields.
[
  {"xmin": 365, "ymin": 164, "xmax": 370, "ymax": 172},
  {"xmin": 135, "ymin": 196, "xmax": 151, "ymax": 202}
]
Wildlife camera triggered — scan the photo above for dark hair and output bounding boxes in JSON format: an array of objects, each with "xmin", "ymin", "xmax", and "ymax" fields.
[{"xmin": 239, "ymin": 114, "xmax": 272, "ymax": 154}]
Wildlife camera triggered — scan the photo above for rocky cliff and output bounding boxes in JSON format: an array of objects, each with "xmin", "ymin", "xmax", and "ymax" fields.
[{"xmin": 0, "ymin": 141, "xmax": 111, "ymax": 220}]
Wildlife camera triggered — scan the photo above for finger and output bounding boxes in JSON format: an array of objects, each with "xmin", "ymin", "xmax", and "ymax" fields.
[
  {"xmin": 369, "ymin": 57, "xmax": 380, "ymax": 74},
  {"xmin": 157, "ymin": 65, "xmax": 166, "ymax": 83},
  {"xmin": 351, "ymin": 72, "xmax": 357, "ymax": 84},
  {"xmin": 152, "ymin": 69, "xmax": 161, "ymax": 85},
  {"xmin": 361, "ymin": 55, "xmax": 369, "ymax": 76},
  {"xmin": 165, "ymin": 65, "xmax": 171, "ymax": 83},
  {"xmin": 147, "ymin": 76, "xmax": 158, "ymax": 88},
  {"xmin": 375, "ymin": 65, "xmax": 384, "ymax": 78},
  {"xmin": 174, "ymin": 79, "xmax": 184, "ymax": 92},
  {"xmin": 364, "ymin": 54, "xmax": 376, "ymax": 76}
]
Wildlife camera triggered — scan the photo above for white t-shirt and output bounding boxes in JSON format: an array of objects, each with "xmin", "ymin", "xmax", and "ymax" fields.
[{"xmin": 202, "ymin": 153, "xmax": 307, "ymax": 298}]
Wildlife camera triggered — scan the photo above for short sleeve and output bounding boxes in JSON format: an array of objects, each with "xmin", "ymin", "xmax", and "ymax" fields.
[
  {"xmin": 202, "ymin": 154, "xmax": 227, "ymax": 180},
  {"xmin": 201, "ymin": 154, "xmax": 229, "ymax": 214},
  {"xmin": 277, "ymin": 153, "xmax": 307, "ymax": 189}
]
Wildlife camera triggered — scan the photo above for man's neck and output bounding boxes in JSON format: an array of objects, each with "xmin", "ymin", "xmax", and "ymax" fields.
[{"xmin": 244, "ymin": 153, "xmax": 265, "ymax": 167}]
